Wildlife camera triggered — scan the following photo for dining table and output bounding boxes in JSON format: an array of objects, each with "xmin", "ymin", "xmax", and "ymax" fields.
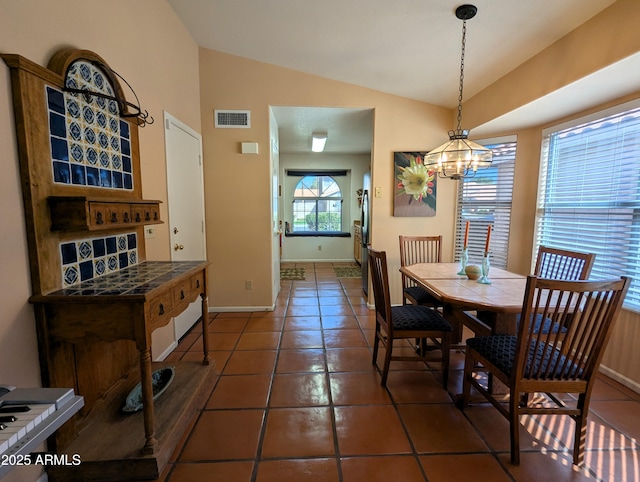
[{"xmin": 399, "ymin": 262, "xmax": 527, "ymax": 340}]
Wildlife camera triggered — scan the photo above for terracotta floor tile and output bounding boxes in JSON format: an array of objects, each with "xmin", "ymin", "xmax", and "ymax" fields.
[
  {"xmin": 321, "ymin": 315, "xmax": 360, "ymax": 330},
  {"xmin": 206, "ymin": 332, "xmax": 241, "ymax": 351},
  {"xmin": 208, "ymin": 318, "xmax": 248, "ymax": 332},
  {"xmin": 255, "ymin": 458, "xmax": 340, "ymax": 482},
  {"xmin": 180, "ymin": 410, "xmax": 264, "ymax": 461},
  {"xmin": 283, "ymin": 316, "xmax": 322, "ymax": 331},
  {"xmin": 325, "ymin": 347, "xmax": 376, "ymax": 373},
  {"xmin": 323, "ymin": 329, "xmax": 368, "ymax": 348},
  {"xmin": 385, "ymin": 370, "xmax": 452, "ymax": 404},
  {"xmin": 175, "ymin": 333, "xmax": 199, "ymax": 351},
  {"xmin": 261, "ymin": 407, "xmax": 335, "ymax": 458},
  {"xmin": 590, "ymin": 400, "xmax": 640, "ymax": 441},
  {"xmin": 288, "ymin": 297, "xmax": 320, "ymax": 306},
  {"xmin": 245, "ymin": 317, "xmax": 284, "ymax": 332},
  {"xmin": 317, "ymin": 289, "xmax": 346, "ymax": 297},
  {"xmin": 276, "ymin": 348, "xmax": 326, "ymax": 373},
  {"xmin": 334, "ymin": 405, "xmax": 412, "ymax": 456},
  {"xmin": 329, "ymin": 372, "xmax": 392, "ymax": 405},
  {"xmin": 320, "ymin": 304, "xmax": 355, "ymax": 316},
  {"xmin": 286, "ymin": 305, "xmax": 321, "ymax": 317},
  {"xmin": 420, "ymin": 454, "xmax": 511, "ymax": 482},
  {"xmin": 398, "ymin": 404, "xmax": 489, "ymax": 453},
  {"xmin": 583, "ymin": 447, "xmax": 640, "ymax": 482},
  {"xmin": 269, "ymin": 373, "xmax": 330, "ymax": 407},
  {"xmin": 235, "ymin": 331, "xmax": 281, "ymax": 350},
  {"xmin": 498, "ymin": 451, "xmax": 595, "ymax": 481},
  {"xmin": 206, "ymin": 374, "xmax": 272, "ymax": 409},
  {"xmin": 318, "ymin": 296, "xmax": 348, "ymax": 306},
  {"xmin": 168, "ymin": 461, "xmax": 254, "ymax": 481},
  {"xmin": 341, "ymin": 456, "xmax": 425, "ymax": 482},
  {"xmin": 222, "ymin": 350, "xmax": 277, "ymax": 375},
  {"xmin": 280, "ymin": 330, "xmax": 324, "ymax": 349}
]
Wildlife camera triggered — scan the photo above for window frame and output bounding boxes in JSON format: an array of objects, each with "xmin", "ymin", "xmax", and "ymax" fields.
[
  {"xmin": 535, "ymin": 98, "xmax": 640, "ymax": 311},
  {"xmin": 288, "ymin": 173, "xmax": 346, "ymax": 236},
  {"xmin": 454, "ymin": 136, "xmax": 517, "ymax": 269}
]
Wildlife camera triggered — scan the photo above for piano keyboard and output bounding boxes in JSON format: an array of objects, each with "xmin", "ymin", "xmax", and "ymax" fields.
[{"xmin": 0, "ymin": 387, "xmax": 84, "ymax": 477}]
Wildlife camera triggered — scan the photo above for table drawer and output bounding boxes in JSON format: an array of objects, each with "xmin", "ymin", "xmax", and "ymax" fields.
[{"xmin": 149, "ymin": 291, "xmax": 173, "ymax": 322}]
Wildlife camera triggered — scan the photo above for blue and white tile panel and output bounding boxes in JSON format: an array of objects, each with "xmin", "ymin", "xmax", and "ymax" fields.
[
  {"xmin": 60, "ymin": 232, "xmax": 138, "ymax": 287},
  {"xmin": 46, "ymin": 60, "xmax": 133, "ymax": 191}
]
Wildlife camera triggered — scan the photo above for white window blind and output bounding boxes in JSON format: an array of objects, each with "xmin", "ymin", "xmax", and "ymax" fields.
[
  {"xmin": 455, "ymin": 140, "xmax": 516, "ymax": 268},
  {"xmin": 536, "ymin": 102, "xmax": 640, "ymax": 310}
]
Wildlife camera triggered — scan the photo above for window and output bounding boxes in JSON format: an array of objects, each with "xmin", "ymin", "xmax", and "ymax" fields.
[
  {"xmin": 455, "ymin": 139, "xmax": 516, "ymax": 269},
  {"xmin": 291, "ymin": 175, "xmax": 343, "ymax": 233},
  {"xmin": 536, "ymin": 100, "xmax": 640, "ymax": 310}
]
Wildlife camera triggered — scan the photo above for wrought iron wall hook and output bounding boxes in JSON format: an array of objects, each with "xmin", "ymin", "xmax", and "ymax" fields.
[{"xmin": 62, "ymin": 58, "xmax": 154, "ymax": 127}]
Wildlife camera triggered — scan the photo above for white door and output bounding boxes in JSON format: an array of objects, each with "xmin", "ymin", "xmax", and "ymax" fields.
[{"xmin": 164, "ymin": 112, "xmax": 207, "ymax": 340}]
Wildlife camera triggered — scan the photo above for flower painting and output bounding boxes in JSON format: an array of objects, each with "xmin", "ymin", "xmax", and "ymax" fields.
[{"xmin": 393, "ymin": 151, "xmax": 437, "ymax": 217}]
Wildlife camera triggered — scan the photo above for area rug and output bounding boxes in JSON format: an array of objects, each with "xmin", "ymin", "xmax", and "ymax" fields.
[
  {"xmin": 334, "ymin": 267, "xmax": 362, "ymax": 278},
  {"xmin": 280, "ymin": 268, "xmax": 306, "ymax": 280}
]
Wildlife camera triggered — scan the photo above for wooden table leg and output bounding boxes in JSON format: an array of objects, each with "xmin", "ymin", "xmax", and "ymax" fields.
[
  {"xmin": 200, "ymin": 293, "xmax": 210, "ymax": 366},
  {"xmin": 139, "ymin": 348, "xmax": 156, "ymax": 454}
]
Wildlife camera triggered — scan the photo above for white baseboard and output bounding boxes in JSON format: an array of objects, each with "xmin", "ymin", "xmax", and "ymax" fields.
[
  {"xmin": 281, "ymin": 258, "xmax": 357, "ymax": 263},
  {"xmin": 599, "ymin": 364, "xmax": 640, "ymax": 394},
  {"xmin": 209, "ymin": 306, "xmax": 275, "ymax": 313},
  {"xmin": 155, "ymin": 340, "xmax": 178, "ymax": 361}
]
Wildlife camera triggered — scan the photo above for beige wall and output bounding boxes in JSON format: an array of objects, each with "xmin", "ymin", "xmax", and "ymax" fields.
[
  {"xmin": 198, "ymin": 48, "xmax": 454, "ymax": 309},
  {"xmin": 0, "ymin": 3, "xmax": 200, "ymax": 479}
]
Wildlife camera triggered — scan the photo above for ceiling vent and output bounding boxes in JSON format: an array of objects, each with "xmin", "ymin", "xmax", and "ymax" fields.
[{"xmin": 214, "ymin": 110, "xmax": 250, "ymax": 128}]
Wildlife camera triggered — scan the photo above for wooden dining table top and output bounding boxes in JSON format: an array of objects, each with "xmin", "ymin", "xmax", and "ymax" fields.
[{"xmin": 400, "ymin": 262, "xmax": 527, "ymax": 314}]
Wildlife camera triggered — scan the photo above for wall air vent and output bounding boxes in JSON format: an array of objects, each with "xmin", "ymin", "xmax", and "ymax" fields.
[{"xmin": 214, "ymin": 110, "xmax": 251, "ymax": 128}]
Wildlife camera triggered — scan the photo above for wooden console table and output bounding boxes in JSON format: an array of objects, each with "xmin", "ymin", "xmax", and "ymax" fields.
[{"xmin": 30, "ymin": 261, "xmax": 210, "ymax": 455}]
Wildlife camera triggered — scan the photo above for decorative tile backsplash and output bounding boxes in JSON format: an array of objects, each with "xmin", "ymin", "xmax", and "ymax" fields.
[
  {"xmin": 60, "ymin": 232, "xmax": 138, "ymax": 287},
  {"xmin": 46, "ymin": 59, "xmax": 133, "ymax": 191}
]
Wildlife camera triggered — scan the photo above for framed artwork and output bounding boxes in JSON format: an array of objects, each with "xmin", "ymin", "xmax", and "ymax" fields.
[{"xmin": 393, "ymin": 151, "xmax": 437, "ymax": 217}]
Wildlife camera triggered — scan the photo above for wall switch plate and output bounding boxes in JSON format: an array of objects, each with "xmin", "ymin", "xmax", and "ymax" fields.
[
  {"xmin": 144, "ymin": 226, "xmax": 156, "ymax": 239},
  {"xmin": 375, "ymin": 187, "xmax": 382, "ymax": 198}
]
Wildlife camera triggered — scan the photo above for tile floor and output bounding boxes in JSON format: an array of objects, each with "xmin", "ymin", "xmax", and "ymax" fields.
[{"xmin": 159, "ymin": 262, "xmax": 639, "ymax": 482}]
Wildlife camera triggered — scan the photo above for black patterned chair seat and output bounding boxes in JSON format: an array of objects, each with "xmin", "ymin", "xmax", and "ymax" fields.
[
  {"xmin": 466, "ymin": 335, "xmax": 583, "ymax": 379},
  {"xmin": 391, "ymin": 305, "xmax": 452, "ymax": 332},
  {"xmin": 403, "ymin": 286, "xmax": 440, "ymax": 305},
  {"xmin": 515, "ymin": 313, "xmax": 568, "ymax": 334}
]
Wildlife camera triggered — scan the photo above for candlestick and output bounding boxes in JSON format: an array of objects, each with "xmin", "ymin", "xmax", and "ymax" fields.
[
  {"xmin": 484, "ymin": 225, "xmax": 492, "ymax": 253},
  {"xmin": 463, "ymin": 221, "xmax": 470, "ymax": 249}
]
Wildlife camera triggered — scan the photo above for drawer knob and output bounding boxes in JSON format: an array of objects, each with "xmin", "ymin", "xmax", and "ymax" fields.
[
  {"xmin": 111, "ymin": 212, "xmax": 118, "ymax": 223},
  {"xmin": 145, "ymin": 212, "xmax": 151, "ymax": 221},
  {"xmin": 96, "ymin": 212, "xmax": 104, "ymax": 225},
  {"xmin": 196, "ymin": 279, "xmax": 200, "ymax": 289},
  {"xmin": 135, "ymin": 212, "xmax": 141, "ymax": 223},
  {"xmin": 159, "ymin": 303, "xmax": 165, "ymax": 315},
  {"xmin": 180, "ymin": 290, "xmax": 185, "ymax": 300},
  {"xmin": 123, "ymin": 212, "xmax": 130, "ymax": 223}
]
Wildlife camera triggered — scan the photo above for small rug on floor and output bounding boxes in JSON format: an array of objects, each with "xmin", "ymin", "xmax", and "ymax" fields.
[
  {"xmin": 334, "ymin": 267, "xmax": 362, "ymax": 278},
  {"xmin": 280, "ymin": 268, "xmax": 306, "ymax": 280}
]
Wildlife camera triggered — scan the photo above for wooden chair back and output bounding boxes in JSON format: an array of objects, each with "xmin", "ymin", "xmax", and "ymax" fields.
[
  {"xmin": 399, "ymin": 235, "xmax": 442, "ymax": 267},
  {"xmin": 515, "ymin": 275, "xmax": 630, "ymax": 390},
  {"xmin": 534, "ymin": 246, "xmax": 595, "ymax": 280},
  {"xmin": 368, "ymin": 247, "xmax": 393, "ymax": 336}
]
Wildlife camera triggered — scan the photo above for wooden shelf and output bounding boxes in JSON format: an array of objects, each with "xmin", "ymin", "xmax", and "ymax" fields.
[
  {"xmin": 48, "ymin": 360, "xmax": 218, "ymax": 482},
  {"xmin": 48, "ymin": 196, "xmax": 162, "ymax": 231}
]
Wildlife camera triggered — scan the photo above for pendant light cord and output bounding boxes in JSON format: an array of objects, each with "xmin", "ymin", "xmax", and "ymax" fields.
[{"xmin": 456, "ymin": 18, "xmax": 467, "ymax": 133}]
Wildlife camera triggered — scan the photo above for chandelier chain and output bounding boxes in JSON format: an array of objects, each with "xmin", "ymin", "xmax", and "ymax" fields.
[{"xmin": 456, "ymin": 18, "xmax": 467, "ymax": 132}]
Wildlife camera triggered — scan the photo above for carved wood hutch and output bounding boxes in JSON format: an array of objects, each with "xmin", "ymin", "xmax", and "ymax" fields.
[{"xmin": 2, "ymin": 48, "xmax": 216, "ymax": 480}]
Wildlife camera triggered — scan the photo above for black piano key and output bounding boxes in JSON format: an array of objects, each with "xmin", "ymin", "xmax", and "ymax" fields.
[
  {"xmin": 0, "ymin": 405, "xmax": 30, "ymax": 413},
  {"xmin": 0, "ymin": 416, "xmax": 17, "ymax": 423}
]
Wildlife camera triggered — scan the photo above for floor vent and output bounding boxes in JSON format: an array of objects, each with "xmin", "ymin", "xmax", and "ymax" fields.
[{"xmin": 214, "ymin": 110, "xmax": 250, "ymax": 128}]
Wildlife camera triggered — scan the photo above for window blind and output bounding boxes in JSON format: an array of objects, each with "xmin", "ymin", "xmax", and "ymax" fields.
[
  {"xmin": 455, "ymin": 140, "xmax": 516, "ymax": 269},
  {"xmin": 536, "ymin": 103, "xmax": 640, "ymax": 310}
]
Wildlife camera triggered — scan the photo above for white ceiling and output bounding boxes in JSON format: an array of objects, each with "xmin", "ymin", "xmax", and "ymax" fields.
[{"xmin": 167, "ymin": 0, "xmax": 630, "ymax": 153}]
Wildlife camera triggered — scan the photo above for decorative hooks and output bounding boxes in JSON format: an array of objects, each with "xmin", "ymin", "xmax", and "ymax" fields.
[{"xmin": 62, "ymin": 59, "xmax": 154, "ymax": 127}]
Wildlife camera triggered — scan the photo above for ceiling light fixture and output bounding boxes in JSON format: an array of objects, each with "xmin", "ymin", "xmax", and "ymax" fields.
[
  {"xmin": 312, "ymin": 132, "xmax": 328, "ymax": 152},
  {"xmin": 423, "ymin": 4, "xmax": 492, "ymax": 180}
]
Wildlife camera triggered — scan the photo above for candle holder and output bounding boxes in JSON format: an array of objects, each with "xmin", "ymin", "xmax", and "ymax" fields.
[
  {"xmin": 457, "ymin": 247, "xmax": 469, "ymax": 275},
  {"xmin": 478, "ymin": 252, "xmax": 491, "ymax": 284}
]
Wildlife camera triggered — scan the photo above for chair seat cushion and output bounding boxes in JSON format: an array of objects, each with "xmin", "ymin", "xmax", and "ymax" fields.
[
  {"xmin": 467, "ymin": 335, "xmax": 582, "ymax": 379},
  {"xmin": 403, "ymin": 286, "xmax": 441, "ymax": 305},
  {"xmin": 391, "ymin": 305, "xmax": 452, "ymax": 332},
  {"xmin": 515, "ymin": 313, "xmax": 568, "ymax": 334}
]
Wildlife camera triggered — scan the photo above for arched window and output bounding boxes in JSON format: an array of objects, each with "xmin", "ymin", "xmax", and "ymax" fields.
[{"xmin": 292, "ymin": 175, "xmax": 342, "ymax": 232}]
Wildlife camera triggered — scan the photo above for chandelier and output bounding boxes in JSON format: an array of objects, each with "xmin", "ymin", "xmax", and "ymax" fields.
[{"xmin": 424, "ymin": 4, "xmax": 492, "ymax": 180}]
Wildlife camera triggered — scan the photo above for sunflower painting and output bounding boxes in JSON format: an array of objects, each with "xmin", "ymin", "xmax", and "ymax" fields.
[{"xmin": 393, "ymin": 151, "xmax": 437, "ymax": 217}]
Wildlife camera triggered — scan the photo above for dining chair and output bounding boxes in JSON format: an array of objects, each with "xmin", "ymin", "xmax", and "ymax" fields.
[
  {"xmin": 399, "ymin": 235, "xmax": 442, "ymax": 307},
  {"xmin": 458, "ymin": 275, "xmax": 631, "ymax": 466},
  {"xmin": 534, "ymin": 245, "xmax": 595, "ymax": 280},
  {"xmin": 368, "ymin": 247, "xmax": 453, "ymax": 388}
]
